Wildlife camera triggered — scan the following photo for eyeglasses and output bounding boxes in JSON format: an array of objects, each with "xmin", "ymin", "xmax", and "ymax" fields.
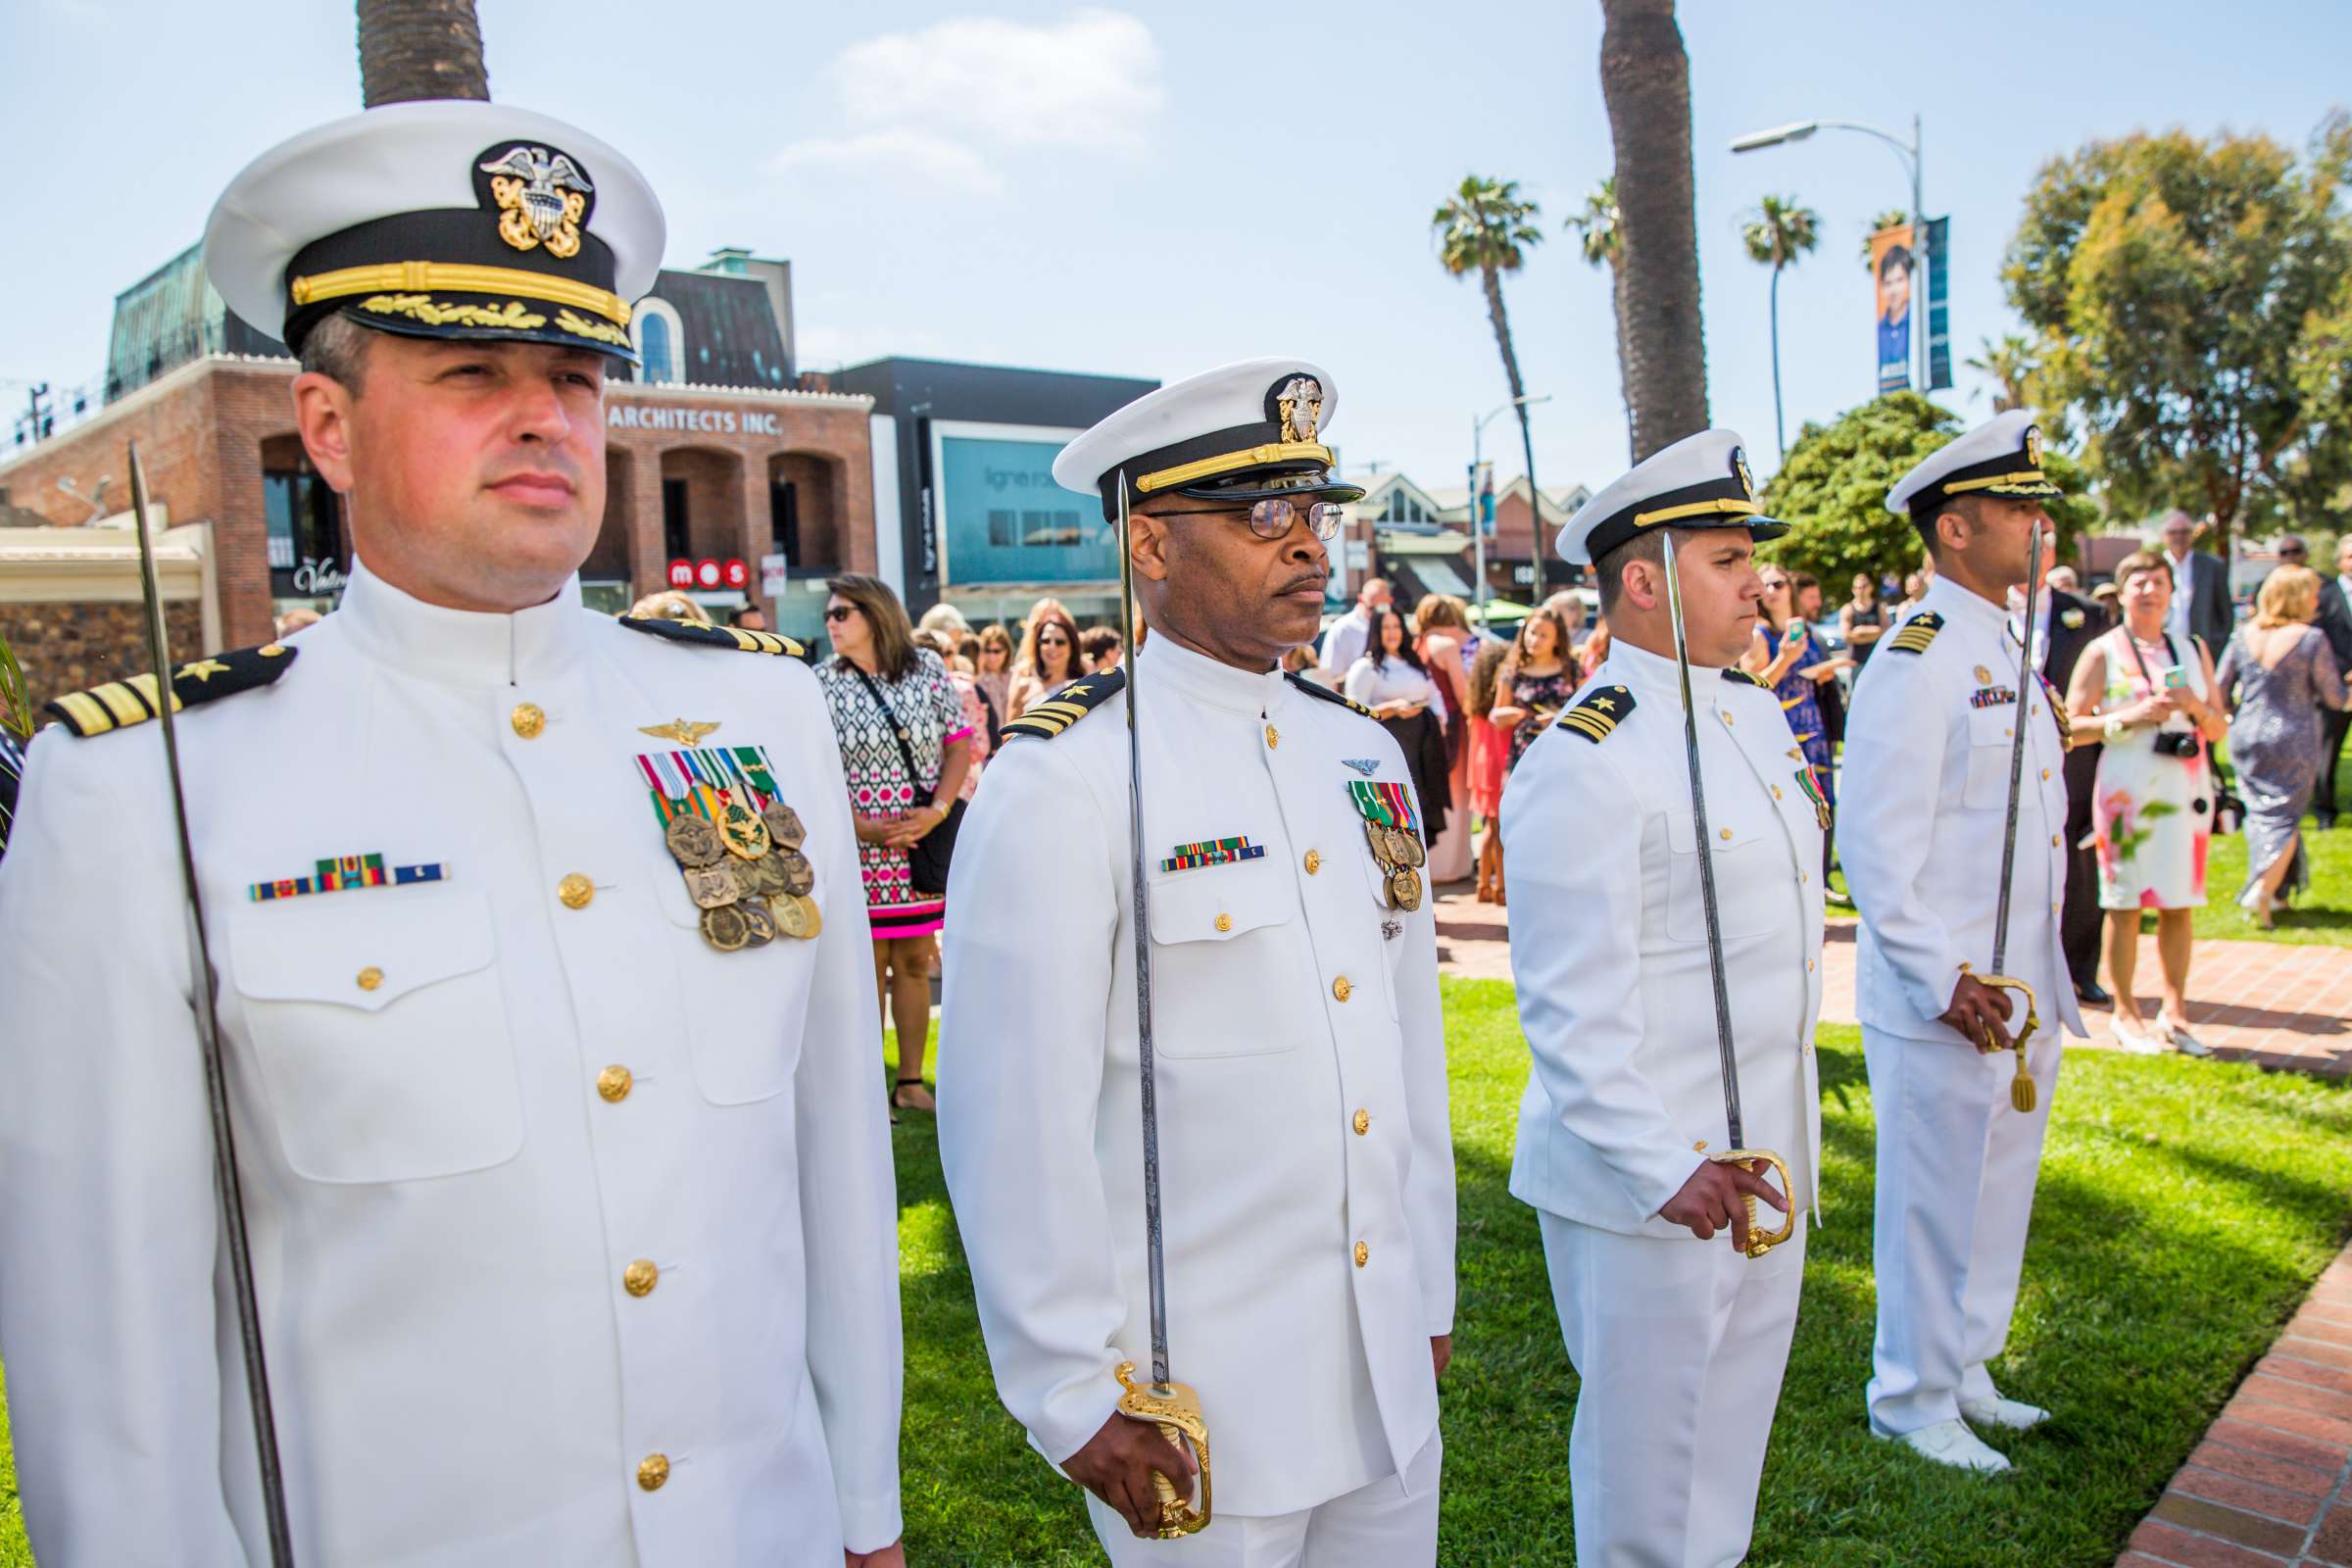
[
  {"xmin": 1170, "ymin": 497, "xmax": 1346, "ymax": 542},
  {"xmin": 2278, "ymin": 545, "xmax": 2308, "ymax": 558},
  {"xmin": 823, "ymin": 605, "xmax": 856, "ymax": 622}
]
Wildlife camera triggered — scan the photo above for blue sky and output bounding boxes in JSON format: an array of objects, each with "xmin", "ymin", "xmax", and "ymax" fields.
[{"xmin": 6, "ymin": 0, "xmax": 2348, "ymax": 496}]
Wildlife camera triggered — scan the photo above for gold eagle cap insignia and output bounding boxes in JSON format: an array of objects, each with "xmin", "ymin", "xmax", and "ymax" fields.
[
  {"xmin": 639, "ymin": 718, "xmax": 721, "ymax": 747},
  {"xmin": 1276, "ymin": 375, "xmax": 1325, "ymax": 444}
]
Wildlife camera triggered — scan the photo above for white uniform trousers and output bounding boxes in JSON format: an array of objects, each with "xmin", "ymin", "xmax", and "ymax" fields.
[
  {"xmin": 1085, "ymin": 1432, "xmax": 1442, "ymax": 1567},
  {"xmin": 1864, "ymin": 1026, "xmax": 2062, "ymax": 1433},
  {"xmin": 1540, "ymin": 1210, "xmax": 1806, "ymax": 1568}
]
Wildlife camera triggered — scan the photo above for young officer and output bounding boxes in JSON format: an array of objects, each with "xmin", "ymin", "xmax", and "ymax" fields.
[{"xmin": 1504, "ymin": 428, "xmax": 1825, "ymax": 1568}]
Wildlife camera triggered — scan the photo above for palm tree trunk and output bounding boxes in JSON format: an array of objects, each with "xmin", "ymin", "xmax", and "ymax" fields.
[
  {"xmin": 1598, "ymin": 0, "xmax": 1709, "ymax": 459},
  {"xmin": 1481, "ymin": 267, "xmax": 1549, "ymax": 602},
  {"xmin": 1769, "ymin": 262, "xmax": 1786, "ymax": 461},
  {"xmin": 358, "ymin": 0, "xmax": 491, "ymax": 108},
  {"xmin": 1611, "ymin": 261, "xmax": 1636, "ymax": 463}
]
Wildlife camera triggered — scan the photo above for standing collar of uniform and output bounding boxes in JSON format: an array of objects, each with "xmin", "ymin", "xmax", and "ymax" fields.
[
  {"xmin": 1139, "ymin": 629, "xmax": 1289, "ymax": 714},
  {"xmin": 1600, "ymin": 634, "xmax": 1730, "ymax": 698},
  {"xmin": 335, "ymin": 557, "xmax": 589, "ymax": 686},
  {"xmin": 1922, "ymin": 572, "xmax": 2010, "ymax": 629}
]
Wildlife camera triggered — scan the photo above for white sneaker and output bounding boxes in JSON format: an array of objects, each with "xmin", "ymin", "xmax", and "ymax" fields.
[
  {"xmin": 1959, "ymin": 1396, "xmax": 2050, "ymax": 1431},
  {"xmin": 2110, "ymin": 1017, "xmax": 2165, "ymax": 1054},
  {"xmin": 1872, "ymin": 1417, "xmax": 2013, "ymax": 1473}
]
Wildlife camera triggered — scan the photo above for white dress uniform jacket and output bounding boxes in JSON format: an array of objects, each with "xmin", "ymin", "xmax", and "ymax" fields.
[
  {"xmin": 1505, "ymin": 642, "xmax": 1824, "ymax": 1233},
  {"xmin": 938, "ymin": 635, "xmax": 1456, "ymax": 1520},
  {"xmin": 0, "ymin": 563, "xmax": 902, "ymax": 1565},
  {"xmin": 1838, "ymin": 574, "xmax": 2085, "ymax": 1049},
  {"xmin": 1837, "ymin": 573, "xmax": 2085, "ymax": 1435}
]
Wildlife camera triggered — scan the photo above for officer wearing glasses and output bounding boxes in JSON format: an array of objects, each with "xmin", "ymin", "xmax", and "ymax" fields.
[{"xmin": 939, "ymin": 359, "xmax": 1458, "ymax": 1563}]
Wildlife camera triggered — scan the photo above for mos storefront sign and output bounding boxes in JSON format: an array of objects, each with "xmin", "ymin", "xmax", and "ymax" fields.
[
  {"xmin": 928, "ymin": 419, "xmax": 1113, "ymax": 587},
  {"xmin": 610, "ymin": 404, "xmax": 787, "ymax": 437}
]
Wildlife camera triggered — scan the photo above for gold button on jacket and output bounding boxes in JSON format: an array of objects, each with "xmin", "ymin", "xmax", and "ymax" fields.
[
  {"xmin": 1303, "ymin": 849, "xmax": 1321, "ymax": 874},
  {"xmin": 1353, "ymin": 1241, "xmax": 1370, "ymax": 1267},
  {"xmin": 511, "ymin": 702, "xmax": 546, "ymax": 739},
  {"xmin": 636, "ymin": 1453, "xmax": 669, "ymax": 1492},
  {"xmin": 597, "ymin": 1064, "xmax": 633, "ymax": 1102},
  {"xmin": 622, "ymin": 1259, "xmax": 659, "ymax": 1298},
  {"xmin": 1331, "ymin": 975, "xmax": 1352, "ymax": 1003},
  {"xmin": 1214, "ymin": 912, "xmax": 1233, "ymax": 933},
  {"xmin": 558, "ymin": 873, "xmax": 595, "ymax": 909},
  {"xmin": 1351, "ymin": 1108, "xmax": 1370, "ymax": 1136},
  {"xmin": 356, "ymin": 966, "xmax": 384, "ymax": 992}
]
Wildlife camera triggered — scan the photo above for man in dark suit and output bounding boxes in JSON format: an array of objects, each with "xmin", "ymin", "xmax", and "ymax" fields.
[
  {"xmin": 2160, "ymin": 513, "xmax": 2234, "ymax": 659},
  {"xmin": 2038, "ymin": 575, "xmax": 2114, "ymax": 1004},
  {"xmin": 2314, "ymin": 535, "xmax": 2352, "ymax": 830}
]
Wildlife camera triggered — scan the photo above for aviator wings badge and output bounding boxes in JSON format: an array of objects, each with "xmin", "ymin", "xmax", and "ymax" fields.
[{"xmin": 640, "ymin": 718, "xmax": 721, "ymax": 747}]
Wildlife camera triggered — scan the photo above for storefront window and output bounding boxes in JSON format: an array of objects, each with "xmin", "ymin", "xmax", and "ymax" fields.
[
  {"xmin": 264, "ymin": 466, "xmax": 346, "ymax": 600},
  {"xmin": 936, "ymin": 432, "xmax": 1112, "ymax": 586},
  {"xmin": 639, "ymin": 312, "xmax": 677, "ymax": 386}
]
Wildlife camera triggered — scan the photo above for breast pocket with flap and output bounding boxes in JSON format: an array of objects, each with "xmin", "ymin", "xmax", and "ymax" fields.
[
  {"xmin": 644, "ymin": 845, "xmax": 821, "ymax": 1104},
  {"xmin": 1145, "ymin": 856, "xmax": 1303, "ymax": 1058},
  {"xmin": 230, "ymin": 884, "xmax": 522, "ymax": 1185},
  {"xmin": 1963, "ymin": 699, "xmax": 2021, "ymax": 809},
  {"xmin": 1665, "ymin": 804, "xmax": 1780, "ymax": 945}
]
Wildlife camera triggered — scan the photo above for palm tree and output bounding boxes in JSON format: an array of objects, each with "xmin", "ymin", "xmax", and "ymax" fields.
[
  {"xmin": 1966, "ymin": 333, "xmax": 2037, "ymax": 412},
  {"xmin": 1859, "ymin": 208, "xmax": 1912, "ymax": 267},
  {"xmin": 1567, "ymin": 176, "xmax": 1637, "ymax": 460},
  {"xmin": 358, "ymin": 0, "xmax": 490, "ymax": 107},
  {"xmin": 1433, "ymin": 174, "xmax": 1552, "ymax": 600},
  {"xmin": 1597, "ymin": 0, "xmax": 1709, "ymax": 459},
  {"xmin": 1740, "ymin": 195, "xmax": 1820, "ymax": 460}
]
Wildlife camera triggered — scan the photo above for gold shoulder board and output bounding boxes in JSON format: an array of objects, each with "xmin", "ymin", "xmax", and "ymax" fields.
[
  {"xmin": 44, "ymin": 643, "xmax": 299, "ymax": 739},
  {"xmin": 618, "ymin": 614, "xmax": 806, "ymax": 658},
  {"xmin": 1283, "ymin": 671, "xmax": 1376, "ymax": 719},
  {"xmin": 1003, "ymin": 669, "xmax": 1126, "ymax": 741},
  {"xmin": 1886, "ymin": 611, "xmax": 1945, "ymax": 656},
  {"xmin": 1556, "ymin": 683, "xmax": 1635, "ymax": 744}
]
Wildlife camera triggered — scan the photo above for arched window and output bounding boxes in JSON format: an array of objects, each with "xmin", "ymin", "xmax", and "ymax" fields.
[{"xmin": 631, "ymin": 296, "xmax": 685, "ymax": 385}]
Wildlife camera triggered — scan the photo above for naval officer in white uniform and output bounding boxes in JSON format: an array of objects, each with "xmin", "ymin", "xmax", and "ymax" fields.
[
  {"xmin": 1503, "ymin": 430, "xmax": 1824, "ymax": 1568},
  {"xmin": 939, "ymin": 360, "xmax": 1456, "ymax": 1565},
  {"xmin": 0, "ymin": 103, "xmax": 905, "ymax": 1565},
  {"xmin": 1838, "ymin": 410, "xmax": 2085, "ymax": 1473}
]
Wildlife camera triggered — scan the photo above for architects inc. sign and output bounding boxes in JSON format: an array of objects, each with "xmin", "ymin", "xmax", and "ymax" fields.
[{"xmin": 608, "ymin": 405, "xmax": 785, "ymax": 436}]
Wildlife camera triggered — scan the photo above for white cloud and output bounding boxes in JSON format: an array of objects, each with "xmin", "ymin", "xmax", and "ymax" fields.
[{"xmin": 773, "ymin": 8, "xmax": 1161, "ymax": 190}]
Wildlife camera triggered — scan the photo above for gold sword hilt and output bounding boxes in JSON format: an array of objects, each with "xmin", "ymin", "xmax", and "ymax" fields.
[
  {"xmin": 1114, "ymin": 1361, "xmax": 1213, "ymax": 1537},
  {"xmin": 1960, "ymin": 964, "xmax": 2040, "ymax": 1113},
  {"xmin": 1707, "ymin": 1148, "xmax": 1796, "ymax": 1259}
]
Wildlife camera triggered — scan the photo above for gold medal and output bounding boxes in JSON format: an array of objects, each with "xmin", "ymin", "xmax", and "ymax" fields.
[
  {"xmin": 741, "ymin": 852, "xmax": 788, "ymax": 897},
  {"xmin": 665, "ymin": 813, "xmax": 724, "ymax": 869},
  {"xmin": 1390, "ymin": 866, "xmax": 1424, "ymax": 911},
  {"xmin": 740, "ymin": 900, "xmax": 777, "ymax": 948},
  {"xmin": 1389, "ymin": 825, "xmax": 1426, "ymax": 870},
  {"xmin": 775, "ymin": 849, "xmax": 816, "ymax": 898},
  {"xmin": 699, "ymin": 903, "xmax": 752, "ymax": 952},
  {"xmin": 760, "ymin": 803, "xmax": 807, "ymax": 851},
  {"xmin": 774, "ymin": 893, "xmax": 822, "ymax": 940},
  {"xmin": 718, "ymin": 801, "xmax": 771, "ymax": 860},
  {"xmin": 1363, "ymin": 819, "xmax": 1396, "ymax": 866},
  {"xmin": 683, "ymin": 864, "xmax": 740, "ymax": 909}
]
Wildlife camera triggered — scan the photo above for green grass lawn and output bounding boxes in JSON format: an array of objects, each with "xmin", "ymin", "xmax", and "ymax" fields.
[{"xmin": 7, "ymin": 985, "xmax": 2350, "ymax": 1565}]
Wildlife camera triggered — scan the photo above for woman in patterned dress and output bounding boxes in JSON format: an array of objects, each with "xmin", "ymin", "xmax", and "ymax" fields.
[
  {"xmin": 818, "ymin": 575, "xmax": 975, "ymax": 1113},
  {"xmin": 2212, "ymin": 566, "xmax": 2346, "ymax": 925},
  {"xmin": 1746, "ymin": 568, "xmax": 1853, "ymax": 882},
  {"xmin": 2065, "ymin": 551, "xmax": 2228, "ymax": 1054}
]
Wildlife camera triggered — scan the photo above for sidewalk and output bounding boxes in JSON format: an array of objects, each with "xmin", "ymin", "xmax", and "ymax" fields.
[{"xmin": 1433, "ymin": 885, "xmax": 2352, "ymax": 1076}]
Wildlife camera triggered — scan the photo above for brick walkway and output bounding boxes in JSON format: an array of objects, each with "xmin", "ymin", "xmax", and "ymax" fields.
[
  {"xmin": 1433, "ymin": 885, "xmax": 2352, "ymax": 1076},
  {"xmin": 1430, "ymin": 879, "xmax": 2352, "ymax": 1565}
]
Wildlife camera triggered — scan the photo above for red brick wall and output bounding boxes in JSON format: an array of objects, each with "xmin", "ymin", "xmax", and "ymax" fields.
[
  {"xmin": 0, "ymin": 363, "xmax": 880, "ymax": 638},
  {"xmin": 1, "ymin": 600, "xmax": 205, "ymax": 713}
]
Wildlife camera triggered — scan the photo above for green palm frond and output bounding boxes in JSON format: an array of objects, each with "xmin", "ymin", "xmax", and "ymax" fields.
[
  {"xmin": 1740, "ymin": 193, "xmax": 1820, "ymax": 269},
  {"xmin": 1564, "ymin": 175, "xmax": 1621, "ymax": 269},
  {"xmin": 1433, "ymin": 174, "xmax": 1544, "ymax": 277}
]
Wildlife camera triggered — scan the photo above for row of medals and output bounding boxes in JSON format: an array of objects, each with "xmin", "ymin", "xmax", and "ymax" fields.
[
  {"xmin": 664, "ymin": 800, "xmax": 821, "ymax": 951},
  {"xmin": 1365, "ymin": 820, "xmax": 1425, "ymax": 912}
]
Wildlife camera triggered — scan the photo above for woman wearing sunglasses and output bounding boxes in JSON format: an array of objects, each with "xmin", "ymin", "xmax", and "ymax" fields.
[{"xmin": 1008, "ymin": 601, "xmax": 1086, "ymax": 721}]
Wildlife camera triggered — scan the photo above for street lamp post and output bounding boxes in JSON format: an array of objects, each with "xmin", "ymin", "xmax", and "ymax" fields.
[
  {"xmin": 1732, "ymin": 115, "xmax": 1927, "ymax": 395},
  {"xmin": 1471, "ymin": 393, "xmax": 1551, "ymax": 616}
]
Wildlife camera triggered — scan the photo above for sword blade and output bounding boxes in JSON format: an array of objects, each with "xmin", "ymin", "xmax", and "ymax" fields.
[
  {"xmin": 1113, "ymin": 475, "xmax": 1172, "ymax": 1389},
  {"xmin": 128, "ymin": 445, "xmax": 297, "ymax": 1566},
  {"xmin": 1989, "ymin": 519, "xmax": 2047, "ymax": 975},
  {"xmin": 1660, "ymin": 532, "xmax": 1746, "ymax": 1151}
]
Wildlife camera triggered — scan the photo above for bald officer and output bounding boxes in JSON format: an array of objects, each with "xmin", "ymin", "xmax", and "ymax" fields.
[
  {"xmin": 0, "ymin": 104, "xmax": 903, "ymax": 1564},
  {"xmin": 939, "ymin": 360, "xmax": 1456, "ymax": 1565},
  {"xmin": 1504, "ymin": 431, "xmax": 1823, "ymax": 1568},
  {"xmin": 1839, "ymin": 410, "xmax": 2085, "ymax": 1474}
]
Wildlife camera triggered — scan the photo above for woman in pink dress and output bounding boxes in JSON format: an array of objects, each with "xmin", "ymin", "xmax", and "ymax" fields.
[{"xmin": 1465, "ymin": 634, "xmax": 1513, "ymax": 903}]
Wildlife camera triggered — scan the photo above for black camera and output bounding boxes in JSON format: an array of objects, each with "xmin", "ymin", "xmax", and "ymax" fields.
[{"xmin": 2151, "ymin": 730, "xmax": 2200, "ymax": 759}]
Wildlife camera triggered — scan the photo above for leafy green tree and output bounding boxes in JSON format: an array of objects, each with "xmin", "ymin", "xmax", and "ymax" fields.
[
  {"xmin": 1740, "ymin": 194, "xmax": 1819, "ymax": 460},
  {"xmin": 1433, "ymin": 174, "xmax": 1551, "ymax": 597},
  {"xmin": 1965, "ymin": 333, "xmax": 2039, "ymax": 414},
  {"xmin": 2003, "ymin": 116, "xmax": 2352, "ymax": 553},
  {"xmin": 1757, "ymin": 393, "xmax": 2098, "ymax": 587}
]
